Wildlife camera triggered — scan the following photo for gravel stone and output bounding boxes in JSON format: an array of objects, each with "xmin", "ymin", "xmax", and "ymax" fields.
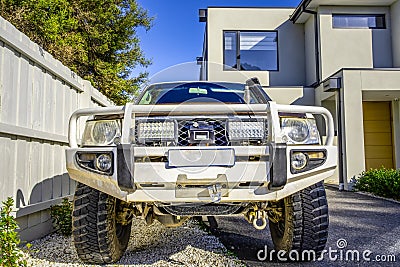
[{"xmin": 24, "ymin": 218, "xmax": 243, "ymax": 267}]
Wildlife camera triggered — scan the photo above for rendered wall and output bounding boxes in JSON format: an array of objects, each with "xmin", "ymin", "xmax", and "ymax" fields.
[
  {"xmin": 391, "ymin": 0, "xmax": 400, "ymax": 67},
  {"xmin": 304, "ymin": 16, "xmax": 318, "ymax": 86},
  {"xmin": 206, "ymin": 8, "xmax": 306, "ymax": 87},
  {"xmin": 318, "ymin": 6, "xmax": 393, "ymax": 80},
  {"xmin": 0, "ymin": 16, "xmax": 112, "ymax": 241},
  {"xmin": 315, "ymin": 69, "xmax": 400, "ymax": 189}
]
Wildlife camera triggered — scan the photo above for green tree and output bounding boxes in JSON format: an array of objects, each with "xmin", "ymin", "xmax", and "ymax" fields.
[{"xmin": 1, "ymin": 0, "xmax": 152, "ymax": 104}]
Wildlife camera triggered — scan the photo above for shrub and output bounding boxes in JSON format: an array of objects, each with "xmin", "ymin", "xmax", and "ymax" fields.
[
  {"xmin": 50, "ymin": 198, "xmax": 73, "ymax": 236},
  {"xmin": 0, "ymin": 197, "xmax": 27, "ymax": 267},
  {"xmin": 355, "ymin": 167, "xmax": 400, "ymax": 201}
]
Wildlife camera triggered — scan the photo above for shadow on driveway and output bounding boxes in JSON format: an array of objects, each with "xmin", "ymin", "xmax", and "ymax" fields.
[{"xmin": 209, "ymin": 187, "xmax": 400, "ymax": 266}]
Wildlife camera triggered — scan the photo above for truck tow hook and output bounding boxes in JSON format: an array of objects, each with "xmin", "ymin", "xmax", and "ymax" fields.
[{"xmin": 252, "ymin": 210, "xmax": 267, "ymax": 230}]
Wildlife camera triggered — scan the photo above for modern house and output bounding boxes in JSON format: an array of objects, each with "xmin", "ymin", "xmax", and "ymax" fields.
[{"xmin": 198, "ymin": 0, "xmax": 400, "ymax": 189}]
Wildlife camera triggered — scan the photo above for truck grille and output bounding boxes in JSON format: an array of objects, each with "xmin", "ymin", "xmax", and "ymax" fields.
[{"xmin": 177, "ymin": 119, "xmax": 229, "ymax": 146}]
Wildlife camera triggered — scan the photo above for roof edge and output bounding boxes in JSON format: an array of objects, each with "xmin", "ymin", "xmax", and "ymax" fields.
[
  {"xmin": 206, "ymin": 6, "xmax": 297, "ymax": 9},
  {"xmin": 290, "ymin": 0, "xmax": 313, "ymax": 23}
]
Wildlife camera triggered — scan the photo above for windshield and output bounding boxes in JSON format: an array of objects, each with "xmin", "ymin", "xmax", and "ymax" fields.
[{"xmin": 137, "ymin": 82, "xmax": 264, "ymax": 104}]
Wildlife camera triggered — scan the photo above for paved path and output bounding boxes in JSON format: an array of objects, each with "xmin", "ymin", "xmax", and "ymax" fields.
[{"xmin": 208, "ymin": 187, "xmax": 400, "ymax": 266}]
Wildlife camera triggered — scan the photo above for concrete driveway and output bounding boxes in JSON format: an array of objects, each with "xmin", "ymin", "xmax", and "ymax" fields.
[{"xmin": 208, "ymin": 187, "xmax": 400, "ymax": 266}]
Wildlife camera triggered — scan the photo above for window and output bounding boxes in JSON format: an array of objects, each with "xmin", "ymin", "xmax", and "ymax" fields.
[
  {"xmin": 138, "ymin": 82, "xmax": 264, "ymax": 104},
  {"xmin": 332, "ymin": 14, "xmax": 386, "ymax": 29},
  {"xmin": 224, "ymin": 31, "xmax": 278, "ymax": 71}
]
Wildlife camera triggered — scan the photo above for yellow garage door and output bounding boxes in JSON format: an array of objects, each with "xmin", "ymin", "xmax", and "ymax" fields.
[{"xmin": 363, "ymin": 102, "xmax": 394, "ymax": 170}]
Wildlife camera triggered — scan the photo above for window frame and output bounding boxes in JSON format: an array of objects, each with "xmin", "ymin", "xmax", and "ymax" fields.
[
  {"xmin": 332, "ymin": 14, "xmax": 386, "ymax": 29},
  {"xmin": 223, "ymin": 30, "xmax": 279, "ymax": 72}
]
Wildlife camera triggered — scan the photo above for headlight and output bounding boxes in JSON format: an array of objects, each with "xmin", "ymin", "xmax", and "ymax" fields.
[
  {"xmin": 281, "ymin": 117, "xmax": 320, "ymax": 145},
  {"xmin": 81, "ymin": 120, "xmax": 121, "ymax": 146},
  {"xmin": 137, "ymin": 120, "xmax": 176, "ymax": 143},
  {"xmin": 228, "ymin": 120, "xmax": 265, "ymax": 140}
]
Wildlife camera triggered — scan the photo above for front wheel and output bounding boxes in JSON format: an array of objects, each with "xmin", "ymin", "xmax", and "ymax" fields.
[
  {"xmin": 268, "ymin": 181, "xmax": 329, "ymax": 260},
  {"xmin": 72, "ymin": 183, "xmax": 131, "ymax": 264}
]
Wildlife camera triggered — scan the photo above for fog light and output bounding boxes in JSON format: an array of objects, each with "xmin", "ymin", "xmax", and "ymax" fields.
[
  {"xmin": 291, "ymin": 152, "xmax": 307, "ymax": 170},
  {"xmin": 95, "ymin": 154, "xmax": 112, "ymax": 172}
]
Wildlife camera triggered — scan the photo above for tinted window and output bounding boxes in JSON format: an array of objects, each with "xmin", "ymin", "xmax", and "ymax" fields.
[
  {"xmin": 138, "ymin": 82, "xmax": 263, "ymax": 104},
  {"xmin": 224, "ymin": 31, "xmax": 278, "ymax": 71},
  {"xmin": 332, "ymin": 14, "xmax": 386, "ymax": 29}
]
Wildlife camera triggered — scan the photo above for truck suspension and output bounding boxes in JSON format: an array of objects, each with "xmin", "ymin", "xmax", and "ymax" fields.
[
  {"xmin": 244, "ymin": 203, "xmax": 268, "ymax": 230},
  {"xmin": 244, "ymin": 202, "xmax": 284, "ymax": 230}
]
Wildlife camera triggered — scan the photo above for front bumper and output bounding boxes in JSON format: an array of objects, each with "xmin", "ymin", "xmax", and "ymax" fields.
[{"xmin": 66, "ymin": 144, "xmax": 337, "ymax": 203}]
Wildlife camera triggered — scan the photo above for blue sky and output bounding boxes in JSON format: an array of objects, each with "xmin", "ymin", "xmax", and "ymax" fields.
[{"xmin": 134, "ymin": 0, "xmax": 301, "ymax": 81}]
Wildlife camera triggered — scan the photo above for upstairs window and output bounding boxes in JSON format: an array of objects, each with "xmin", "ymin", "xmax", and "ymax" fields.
[
  {"xmin": 224, "ymin": 31, "xmax": 278, "ymax": 71},
  {"xmin": 332, "ymin": 14, "xmax": 386, "ymax": 29}
]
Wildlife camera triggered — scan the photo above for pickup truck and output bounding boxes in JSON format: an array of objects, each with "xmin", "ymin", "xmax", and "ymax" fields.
[{"xmin": 66, "ymin": 78, "xmax": 337, "ymax": 263}]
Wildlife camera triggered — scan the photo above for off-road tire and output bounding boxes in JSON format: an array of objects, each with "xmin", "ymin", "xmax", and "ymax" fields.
[
  {"xmin": 72, "ymin": 183, "xmax": 131, "ymax": 264},
  {"xmin": 269, "ymin": 181, "xmax": 328, "ymax": 259}
]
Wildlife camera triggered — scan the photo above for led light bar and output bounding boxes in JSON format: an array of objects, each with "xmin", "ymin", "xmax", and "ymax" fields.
[
  {"xmin": 228, "ymin": 120, "xmax": 265, "ymax": 140},
  {"xmin": 137, "ymin": 121, "xmax": 176, "ymax": 143}
]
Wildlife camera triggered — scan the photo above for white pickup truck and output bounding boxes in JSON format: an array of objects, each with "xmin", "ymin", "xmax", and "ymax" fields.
[{"xmin": 66, "ymin": 78, "xmax": 337, "ymax": 263}]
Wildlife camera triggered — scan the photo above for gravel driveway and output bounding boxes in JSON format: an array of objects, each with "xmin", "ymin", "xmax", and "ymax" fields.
[{"xmin": 25, "ymin": 219, "xmax": 242, "ymax": 266}]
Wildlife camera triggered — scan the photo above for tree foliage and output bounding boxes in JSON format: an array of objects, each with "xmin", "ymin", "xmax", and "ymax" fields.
[{"xmin": 1, "ymin": 0, "xmax": 152, "ymax": 104}]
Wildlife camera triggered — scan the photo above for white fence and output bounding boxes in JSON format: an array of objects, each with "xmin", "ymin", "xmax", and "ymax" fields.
[{"xmin": 0, "ymin": 16, "xmax": 112, "ymax": 240}]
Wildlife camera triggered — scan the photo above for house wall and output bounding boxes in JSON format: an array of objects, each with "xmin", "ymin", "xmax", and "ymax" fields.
[
  {"xmin": 304, "ymin": 16, "xmax": 318, "ymax": 86},
  {"xmin": 316, "ymin": 69, "xmax": 400, "ymax": 188},
  {"xmin": 0, "ymin": 16, "xmax": 112, "ymax": 241},
  {"xmin": 206, "ymin": 8, "xmax": 306, "ymax": 87},
  {"xmin": 340, "ymin": 71, "xmax": 366, "ymax": 184},
  {"xmin": 318, "ymin": 6, "xmax": 393, "ymax": 80},
  {"xmin": 203, "ymin": 3, "xmax": 400, "ymax": 188},
  {"xmin": 391, "ymin": 0, "xmax": 400, "ymax": 67},
  {"xmin": 262, "ymin": 86, "xmax": 315, "ymax": 105}
]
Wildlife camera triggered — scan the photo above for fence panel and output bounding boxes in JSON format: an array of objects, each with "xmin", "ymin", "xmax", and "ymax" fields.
[{"xmin": 0, "ymin": 16, "xmax": 113, "ymax": 240}]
